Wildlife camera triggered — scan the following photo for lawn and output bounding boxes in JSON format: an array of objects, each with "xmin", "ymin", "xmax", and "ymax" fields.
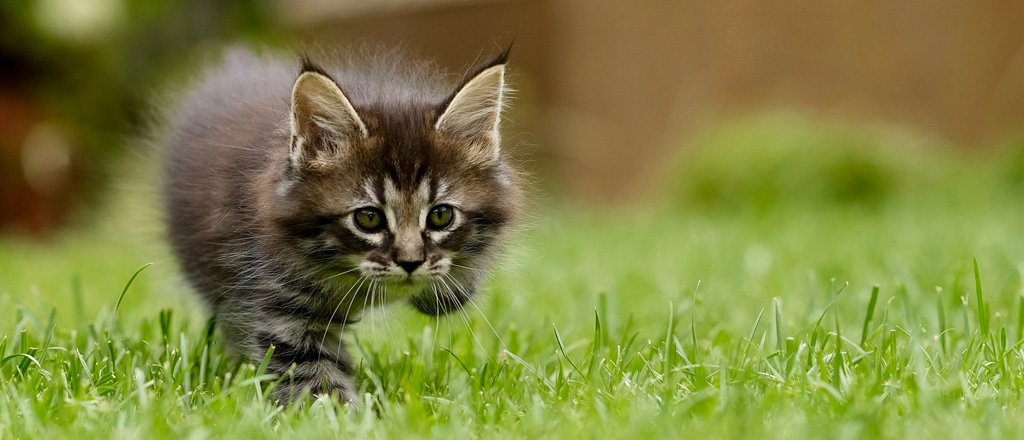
[{"xmin": 4, "ymin": 115, "xmax": 1024, "ymax": 438}]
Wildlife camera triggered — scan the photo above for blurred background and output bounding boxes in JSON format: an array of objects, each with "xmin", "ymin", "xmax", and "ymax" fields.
[{"xmin": 3, "ymin": 0, "xmax": 1024, "ymax": 236}]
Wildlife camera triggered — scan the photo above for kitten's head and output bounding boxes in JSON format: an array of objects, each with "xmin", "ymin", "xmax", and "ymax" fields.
[{"xmin": 271, "ymin": 49, "xmax": 521, "ymax": 315}]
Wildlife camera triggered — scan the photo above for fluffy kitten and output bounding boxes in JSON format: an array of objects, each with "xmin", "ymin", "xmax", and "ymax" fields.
[{"xmin": 162, "ymin": 46, "xmax": 521, "ymax": 403}]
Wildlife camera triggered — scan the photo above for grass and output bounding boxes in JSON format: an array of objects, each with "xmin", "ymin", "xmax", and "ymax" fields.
[{"xmin": 5, "ymin": 114, "xmax": 1024, "ymax": 438}]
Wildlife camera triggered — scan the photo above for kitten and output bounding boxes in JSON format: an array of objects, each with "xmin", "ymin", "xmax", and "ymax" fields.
[{"xmin": 161, "ymin": 46, "xmax": 521, "ymax": 403}]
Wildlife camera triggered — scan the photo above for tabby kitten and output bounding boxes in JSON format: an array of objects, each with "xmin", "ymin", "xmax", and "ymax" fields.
[{"xmin": 162, "ymin": 46, "xmax": 521, "ymax": 403}]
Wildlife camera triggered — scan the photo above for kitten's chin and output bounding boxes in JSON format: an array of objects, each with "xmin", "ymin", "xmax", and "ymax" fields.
[
  {"xmin": 375, "ymin": 276, "xmax": 431, "ymax": 299},
  {"xmin": 409, "ymin": 288, "xmax": 470, "ymax": 316}
]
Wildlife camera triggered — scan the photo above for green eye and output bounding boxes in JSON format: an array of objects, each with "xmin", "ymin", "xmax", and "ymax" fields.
[
  {"xmin": 354, "ymin": 207, "xmax": 385, "ymax": 232},
  {"xmin": 427, "ymin": 205, "xmax": 454, "ymax": 230}
]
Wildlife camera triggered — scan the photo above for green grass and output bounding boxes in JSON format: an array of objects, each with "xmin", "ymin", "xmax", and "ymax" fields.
[{"xmin": 5, "ymin": 115, "xmax": 1024, "ymax": 438}]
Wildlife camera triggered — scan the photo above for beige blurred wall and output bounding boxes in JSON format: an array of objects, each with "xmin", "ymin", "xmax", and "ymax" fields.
[{"xmin": 284, "ymin": 0, "xmax": 1024, "ymax": 200}]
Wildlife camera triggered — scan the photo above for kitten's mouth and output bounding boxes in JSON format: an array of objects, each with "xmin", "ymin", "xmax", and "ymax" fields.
[
  {"xmin": 369, "ymin": 275, "xmax": 433, "ymax": 300},
  {"xmin": 395, "ymin": 275, "xmax": 418, "ymax": 285},
  {"xmin": 368, "ymin": 272, "xmax": 432, "ymax": 285}
]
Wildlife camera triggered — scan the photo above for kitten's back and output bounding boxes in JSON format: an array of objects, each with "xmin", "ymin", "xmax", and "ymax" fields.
[{"xmin": 162, "ymin": 50, "xmax": 295, "ymax": 299}]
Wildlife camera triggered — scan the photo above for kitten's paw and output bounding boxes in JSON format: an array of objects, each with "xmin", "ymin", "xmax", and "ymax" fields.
[{"xmin": 272, "ymin": 381, "xmax": 357, "ymax": 407}]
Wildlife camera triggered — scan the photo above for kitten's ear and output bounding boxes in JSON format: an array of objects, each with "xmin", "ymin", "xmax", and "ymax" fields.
[
  {"xmin": 435, "ymin": 49, "xmax": 510, "ymax": 164},
  {"xmin": 289, "ymin": 65, "xmax": 367, "ymax": 170}
]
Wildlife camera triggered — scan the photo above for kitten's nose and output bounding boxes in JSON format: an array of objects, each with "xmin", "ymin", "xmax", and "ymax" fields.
[{"xmin": 397, "ymin": 260, "xmax": 424, "ymax": 274}]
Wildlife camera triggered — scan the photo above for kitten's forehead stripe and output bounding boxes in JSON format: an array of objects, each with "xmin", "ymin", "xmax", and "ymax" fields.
[
  {"xmin": 413, "ymin": 161, "xmax": 428, "ymax": 184},
  {"xmin": 382, "ymin": 178, "xmax": 399, "ymax": 231},
  {"xmin": 418, "ymin": 179, "xmax": 431, "ymax": 203},
  {"xmin": 363, "ymin": 179, "xmax": 379, "ymax": 205},
  {"xmin": 366, "ymin": 106, "xmax": 438, "ymax": 192},
  {"xmin": 372, "ymin": 177, "xmax": 385, "ymax": 205},
  {"xmin": 436, "ymin": 180, "xmax": 451, "ymax": 201},
  {"xmin": 418, "ymin": 179, "xmax": 431, "ymax": 229},
  {"xmin": 382, "ymin": 178, "xmax": 399, "ymax": 204}
]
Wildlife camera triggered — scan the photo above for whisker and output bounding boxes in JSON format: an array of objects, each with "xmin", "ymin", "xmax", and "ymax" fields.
[
  {"xmin": 449, "ymin": 262, "xmax": 489, "ymax": 274},
  {"xmin": 321, "ymin": 266, "xmax": 361, "ymax": 282},
  {"xmin": 430, "ymin": 281, "xmax": 443, "ymax": 351},
  {"xmin": 438, "ymin": 275, "xmax": 494, "ymax": 364},
  {"xmin": 338, "ymin": 276, "xmax": 370, "ymax": 346},
  {"xmin": 446, "ymin": 273, "xmax": 507, "ymax": 351},
  {"xmin": 378, "ymin": 280, "xmax": 395, "ymax": 346},
  {"xmin": 318, "ymin": 275, "xmax": 366, "ymax": 362}
]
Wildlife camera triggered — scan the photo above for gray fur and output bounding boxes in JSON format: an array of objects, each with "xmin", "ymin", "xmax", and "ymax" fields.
[{"xmin": 162, "ymin": 46, "xmax": 521, "ymax": 404}]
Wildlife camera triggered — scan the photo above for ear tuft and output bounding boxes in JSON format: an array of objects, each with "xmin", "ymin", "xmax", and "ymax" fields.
[
  {"xmin": 289, "ymin": 69, "xmax": 367, "ymax": 170},
  {"xmin": 435, "ymin": 48, "xmax": 510, "ymax": 163},
  {"xmin": 299, "ymin": 53, "xmax": 331, "ymax": 77}
]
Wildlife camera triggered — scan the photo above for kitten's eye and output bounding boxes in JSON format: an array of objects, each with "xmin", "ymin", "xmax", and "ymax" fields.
[
  {"xmin": 427, "ymin": 205, "xmax": 454, "ymax": 230},
  {"xmin": 354, "ymin": 207, "xmax": 385, "ymax": 232}
]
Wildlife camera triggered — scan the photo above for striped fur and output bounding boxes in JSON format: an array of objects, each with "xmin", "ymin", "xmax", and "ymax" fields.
[{"xmin": 162, "ymin": 46, "xmax": 521, "ymax": 404}]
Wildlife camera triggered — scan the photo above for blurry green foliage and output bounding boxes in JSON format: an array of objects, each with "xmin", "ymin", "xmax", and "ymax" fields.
[
  {"xmin": 991, "ymin": 135, "xmax": 1024, "ymax": 192},
  {"xmin": 664, "ymin": 114, "xmax": 975, "ymax": 212}
]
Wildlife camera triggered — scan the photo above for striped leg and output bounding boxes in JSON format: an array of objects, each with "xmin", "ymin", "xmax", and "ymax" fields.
[{"xmin": 244, "ymin": 312, "xmax": 356, "ymax": 404}]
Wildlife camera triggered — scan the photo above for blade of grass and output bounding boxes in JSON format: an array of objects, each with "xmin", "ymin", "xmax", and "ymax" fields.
[
  {"xmin": 773, "ymin": 297, "xmax": 784, "ymax": 356},
  {"xmin": 1017, "ymin": 295, "xmax": 1024, "ymax": 344},
  {"xmin": 937, "ymin": 288, "xmax": 948, "ymax": 354},
  {"xmin": 114, "ymin": 263, "xmax": 153, "ymax": 314},
  {"xmin": 588, "ymin": 309, "xmax": 603, "ymax": 378},
  {"xmin": 860, "ymin": 286, "xmax": 880, "ymax": 347},
  {"xmin": 974, "ymin": 257, "xmax": 989, "ymax": 337},
  {"xmin": 252, "ymin": 344, "xmax": 275, "ymax": 401},
  {"xmin": 553, "ymin": 324, "xmax": 584, "ymax": 377}
]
